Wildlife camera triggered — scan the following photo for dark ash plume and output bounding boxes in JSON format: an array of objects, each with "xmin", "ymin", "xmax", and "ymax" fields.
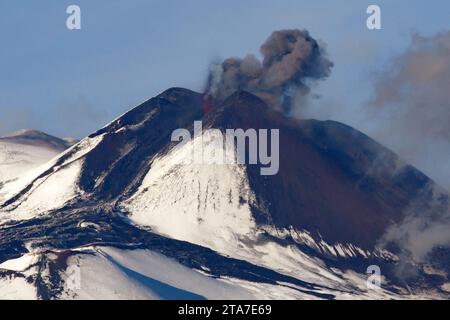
[{"xmin": 206, "ymin": 29, "xmax": 333, "ymax": 113}]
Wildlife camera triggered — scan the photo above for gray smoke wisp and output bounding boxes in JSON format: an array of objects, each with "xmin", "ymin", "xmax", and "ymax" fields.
[
  {"xmin": 380, "ymin": 183, "xmax": 450, "ymax": 264},
  {"xmin": 369, "ymin": 31, "xmax": 450, "ymax": 190},
  {"xmin": 206, "ymin": 29, "xmax": 333, "ymax": 113},
  {"xmin": 369, "ymin": 32, "xmax": 450, "ymax": 267}
]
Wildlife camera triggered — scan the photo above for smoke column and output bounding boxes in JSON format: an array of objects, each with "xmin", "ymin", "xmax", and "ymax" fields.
[{"xmin": 205, "ymin": 29, "xmax": 333, "ymax": 114}]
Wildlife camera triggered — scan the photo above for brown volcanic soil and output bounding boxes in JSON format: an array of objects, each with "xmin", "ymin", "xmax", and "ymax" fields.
[{"xmin": 207, "ymin": 90, "xmax": 436, "ymax": 249}]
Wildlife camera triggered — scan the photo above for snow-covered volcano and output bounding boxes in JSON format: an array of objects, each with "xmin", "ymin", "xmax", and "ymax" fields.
[
  {"xmin": 0, "ymin": 130, "xmax": 76, "ymax": 186},
  {"xmin": 0, "ymin": 88, "xmax": 449, "ymax": 299}
]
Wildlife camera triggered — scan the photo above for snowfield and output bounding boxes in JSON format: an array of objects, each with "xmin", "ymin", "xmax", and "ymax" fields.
[
  {"xmin": 0, "ymin": 246, "xmax": 334, "ymax": 300},
  {"xmin": 125, "ymin": 132, "xmax": 258, "ymax": 251},
  {"xmin": 0, "ymin": 246, "xmax": 439, "ymax": 300},
  {"xmin": 1, "ymin": 161, "xmax": 82, "ymax": 221},
  {"xmin": 0, "ymin": 141, "xmax": 59, "ymax": 184},
  {"xmin": 0, "ymin": 134, "xmax": 104, "ymax": 223}
]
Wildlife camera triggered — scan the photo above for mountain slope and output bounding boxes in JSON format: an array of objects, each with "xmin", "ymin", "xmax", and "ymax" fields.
[
  {"xmin": 207, "ymin": 91, "xmax": 432, "ymax": 248},
  {"xmin": 0, "ymin": 130, "xmax": 77, "ymax": 185},
  {"xmin": 0, "ymin": 88, "xmax": 449, "ymax": 299}
]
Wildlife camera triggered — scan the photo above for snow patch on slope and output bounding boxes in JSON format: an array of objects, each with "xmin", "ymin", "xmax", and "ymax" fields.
[
  {"xmin": 59, "ymin": 247, "xmax": 311, "ymax": 300},
  {"xmin": 124, "ymin": 132, "xmax": 258, "ymax": 250},
  {"xmin": 0, "ymin": 253, "xmax": 39, "ymax": 272},
  {"xmin": 0, "ymin": 142, "xmax": 59, "ymax": 184},
  {"xmin": 0, "ymin": 246, "xmax": 434, "ymax": 300},
  {"xmin": 0, "ymin": 134, "xmax": 103, "ymax": 206},
  {"xmin": 0, "ymin": 276, "xmax": 37, "ymax": 299},
  {"xmin": 1, "ymin": 161, "xmax": 82, "ymax": 221}
]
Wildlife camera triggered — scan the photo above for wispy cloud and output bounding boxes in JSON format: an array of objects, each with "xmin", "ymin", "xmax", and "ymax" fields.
[{"xmin": 367, "ymin": 31, "xmax": 450, "ymax": 190}]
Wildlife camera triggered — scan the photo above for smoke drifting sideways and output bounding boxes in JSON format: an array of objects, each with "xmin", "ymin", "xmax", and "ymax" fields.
[
  {"xmin": 380, "ymin": 183, "xmax": 450, "ymax": 272},
  {"xmin": 205, "ymin": 29, "xmax": 334, "ymax": 113},
  {"xmin": 368, "ymin": 32, "xmax": 450, "ymax": 191},
  {"xmin": 371, "ymin": 31, "xmax": 450, "ymax": 268}
]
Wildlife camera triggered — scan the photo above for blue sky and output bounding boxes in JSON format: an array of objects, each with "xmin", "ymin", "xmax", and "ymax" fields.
[{"xmin": 1, "ymin": 0, "xmax": 449, "ymax": 138}]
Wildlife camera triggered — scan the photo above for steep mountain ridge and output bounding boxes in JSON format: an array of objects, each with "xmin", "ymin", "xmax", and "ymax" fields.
[{"xmin": 0, "ymin": 88, "xmax": 449, "ymax": 299}]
